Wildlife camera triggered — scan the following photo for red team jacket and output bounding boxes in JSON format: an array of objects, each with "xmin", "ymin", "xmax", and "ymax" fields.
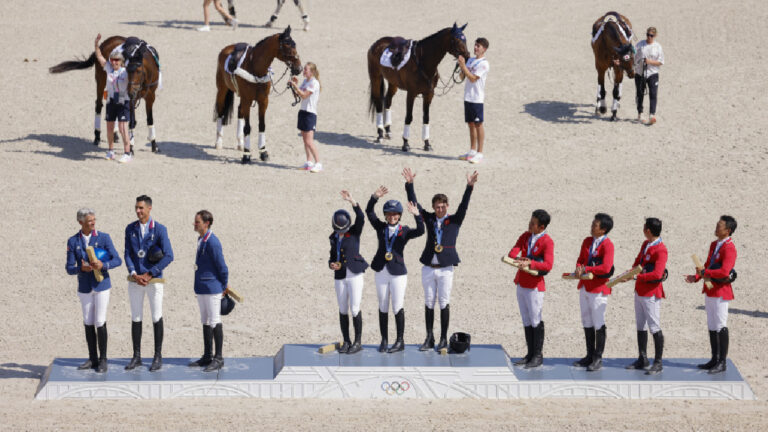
[
  {"xmin": 576, "ymin": 236, "xmax": 614, "ymax": 295},
  {"xmin": 508, "ymin": 232, "xmax": 554, "ymax": 291},
  {"xmin": 696, "ymin": 238, "xmax": 737, "ymax": 300},
  {"xmin": 632, "ymin": 240, "xmax": 667, "ymax": 298}
]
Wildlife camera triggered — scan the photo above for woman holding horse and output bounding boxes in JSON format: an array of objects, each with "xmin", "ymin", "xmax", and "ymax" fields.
[
  {"xmin": 94, "ymin": 33, "xmax": 133, "ymax": 163},
  {"xmin": 289, "ymin": 62, "xmax": 322, "ymax": 172}
]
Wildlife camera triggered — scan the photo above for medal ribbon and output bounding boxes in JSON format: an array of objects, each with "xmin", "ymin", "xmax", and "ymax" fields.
[
  {"xmin": 335, "ymin": 232, "xmax": 343, "ymax": 263},
  {"xmin": 434, "ymin": 219, "xmax": 444, "ymax": 247},
  {"xmin": 643, "ymin": 237, "xmax": 662, "ymax": 256},
  {"xmin": 708, "ymin": 237, "xmax": 730, "ymax": 269},
  {"xmin": 385, "ymin": 225, "xmax": 400, "ymax": 254},
  {"xmin": 198, "ymin": 230, "xmax": 212, "ymax": 256},
  {"xmin": 527, "ymin": 232, "xmax": 546, "ymax": 258},
  {"xmin": 588, "ymin": 235, "xmax": 606, "ymax": 263}
]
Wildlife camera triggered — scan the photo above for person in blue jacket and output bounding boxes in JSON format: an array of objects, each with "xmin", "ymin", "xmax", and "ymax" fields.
[
  {"xmin": 189, "ymin": 210, "xmax": 229, "ymax": 372},
  {"xmin": 65, "ymin": 208, "xmax": 122, "ymax": 373},
  {"xmin": 329, "ymin": 190, "xmax": 369, "ymax": 354}
]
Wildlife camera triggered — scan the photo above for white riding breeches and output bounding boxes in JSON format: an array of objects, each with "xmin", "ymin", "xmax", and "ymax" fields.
[
  {"xmin": 422, "ymin": 265, "xmax": 454, "ymax": 309},
  {"xmin": 335, "ymin": 271, "xmax": 364, "ymax": 316},
  {"xmin": 128, "ymin": 281, "xmax": 164, "ymax": 323},
  {"xmin": 705, "ymin": 296, "xmax": 729, "ymax": 331},
  {"xmin": 78, "ymin": 289, "xmax": 110, "ymax": 327},
  {"xmin": 516, "ymin": 284, "xmax": 544, "ymax": 327},
  {"xmin": 375, "ymin": 267, "xmax": 407, "ymax": 313},
  {"xmin": 197, "ymin": 293, "xmax": 223, "ymax": 326},
  {"xmin": 634, "ymin": 293, "xmax": 662, "ymax": 333},
  {"xmin": 579, "ymin": 287, "xmax": 608, "ymax": 328}
]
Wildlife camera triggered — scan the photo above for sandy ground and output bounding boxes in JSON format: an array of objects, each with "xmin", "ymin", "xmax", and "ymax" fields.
[{"xmin": 2, "ymin": 0, "xmax": 768, "ymax": 430}]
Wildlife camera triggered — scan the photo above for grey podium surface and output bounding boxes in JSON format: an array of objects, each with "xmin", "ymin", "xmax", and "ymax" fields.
[{"xmin": 36, "ymin": 344, "xmax": 755, "ymax": 400}]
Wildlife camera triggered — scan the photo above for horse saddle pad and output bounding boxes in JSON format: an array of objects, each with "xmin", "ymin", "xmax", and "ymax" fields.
[
  {"xmin": 380, "ymin": 38, "xmax": 413, "ymax": 71},
  {"xmin": 225, "ymin": 43, "xmax": 250, "ymax": 75}
]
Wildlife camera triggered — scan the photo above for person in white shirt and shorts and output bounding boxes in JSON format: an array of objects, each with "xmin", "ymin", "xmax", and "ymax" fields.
[
  {"xmin": 634, "ymin": 27, "xmax": 665, "ymax": 125},
  {"xmin": 457, "ymin": 37, "xmax": 490, "ymax": 164},
  {"xmin": 290, "ymin": 62, "xmax": 322, "ymax": 172},
  {"xmin": 94, "ymin": 34, "xmax": 133, "ymax": 163}
]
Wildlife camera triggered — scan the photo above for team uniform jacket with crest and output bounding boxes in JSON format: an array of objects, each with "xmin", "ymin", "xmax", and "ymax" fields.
[
  {"xmin": 66, "ymin": 230, "xmax": 123, "ymax": 293},
  {"xmin": 576, "ymin": 236, "xmax": 615, "ymax": 295},
  {"xmin": 405, "ymin": 183, "xmax": 473, "ymax": 267},
  {"xmin": 366, "ymin": 196, "xmax": 425, "ymax": 275},
  {"xmin": 124, "ymin": 219, "xmax": 174, "ymax": 277},
  {"xmin": 696, "ymin": 238, "xmax": 737, "ymax": 300},
  {"xmin": 632, "ymin": 239, "xmax": 667, "ymax": 298},
  {"xmin": 194, "ymin": 232, "xmax": 228, "ymax": 295},
  {"xmin": 508, "ymin": 232, "xmax": 554, "ymax": 291},
  {"xmin": 328, "ymin": 204, "xmax": 369, "ymax": 280}
]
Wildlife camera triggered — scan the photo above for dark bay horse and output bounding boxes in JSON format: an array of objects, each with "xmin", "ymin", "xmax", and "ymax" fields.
[
  {"xmin": 368, "ymin": 23, "xmax": 471, "ymax": 152},
  {"xmin": 50, "ymin": 36, "xmax": 162, "ymax": 151},
  {"xmin": 591, "ymin": 12, "xmax": 636, "ymax": 121},
  {"xmin": 214, "ymin": 27, "xmax": 302, "ymax": 164}
]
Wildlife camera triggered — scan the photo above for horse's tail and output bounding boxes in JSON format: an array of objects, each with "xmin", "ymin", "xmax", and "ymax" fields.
[
  {"xmin": 215, "ymin": 89, "xmax": 235, "ymax": 125},
  {"xmin": 368, "ymin": 79, "xmax": 385, "ymax": 122},
  {"xmin": 49, "ymin": 53, "xmax": 96, "ymax": 74}
]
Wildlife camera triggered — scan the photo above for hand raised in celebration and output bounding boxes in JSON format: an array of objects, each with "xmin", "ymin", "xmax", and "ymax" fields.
[
  {"xmin": 467, "ymin": 170, "xmax": 479, "ymax": 186},
  {"xmin": 374, "ymin": 185, "xmax": 389, "ymax": 198},
  {"xmin": 94, "ymin": 33, "xmax": 102, "ymax": 48},
  {"xmin": 402, "ymin": 167, "xmax": 416, "ymax": 183},
  {"xmin": 341, "ymin": 190, "xmax": 357, "ymax": 206},
  {"xmin": 407, "ymin": 201, "xmax": 419, "ymax": 215}
]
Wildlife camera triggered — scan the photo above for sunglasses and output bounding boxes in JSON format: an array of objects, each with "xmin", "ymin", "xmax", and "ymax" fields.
[{"xmin": 647, "ymin": 33, "xmax": 655, "ymax": 37}]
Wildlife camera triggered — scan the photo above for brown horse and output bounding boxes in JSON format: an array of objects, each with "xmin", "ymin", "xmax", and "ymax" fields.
[
  {"xmin": 50, "ymin": 36, "xmax": 162, "ymax": 151},
  {"xmin": 368, "ymin": 23, "xmax": 471, "ymax": 152},
  {"xmin": 214, "ymin": 27, "xmax": 302, "ymax": 164},
  {"xmin": 591, "ymin": 12, "xmax": 636, "ymax": 121}
]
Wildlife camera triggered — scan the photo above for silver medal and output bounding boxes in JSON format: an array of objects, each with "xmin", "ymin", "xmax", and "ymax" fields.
[{"xmin": 137, "ymin": 250, "xmax": 146, "ymax": 258}]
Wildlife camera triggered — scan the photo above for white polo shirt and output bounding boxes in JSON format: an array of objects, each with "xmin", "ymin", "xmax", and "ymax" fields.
[
  {"xmin": 299, "ymin": 77, "xmax": 320, "ymax": 114},
  {"xmin": 634, "ymin": 40, "xmax": 664, "ymax": 77},
  {"xmin": 104, "ymin": 63, "xmax": 129, "ymax": 103},
  {"xmin": 463, "ymin": 57, "xmax": 490, "ymax": 103}
]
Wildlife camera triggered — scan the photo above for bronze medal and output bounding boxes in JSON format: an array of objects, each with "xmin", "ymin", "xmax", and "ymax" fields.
[
  {"xmin": 385, "ymin": 252, "xmax": 393, "ymax": 261},
  {"xmin": 434, "ymin": 244, "xmax": 444, "ymax": 253}
]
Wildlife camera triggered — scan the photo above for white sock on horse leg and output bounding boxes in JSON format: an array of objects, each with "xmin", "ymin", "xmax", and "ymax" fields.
[
  {"xmin": 148, "ymin": 125, "xmax": 156, "ymax": 141},
  {"xmin": 376, "ymin": 113, "xmax": 384, "ymax": 129},
  {"xmin": 612, "ymin": 99, "xmax": 620, "ymax": 111},
  {"xmin": 244, "ymin": 134, "xmax": 251, "ymax": 151},
  {"xmin": 403, "ymin": 125, "xmax": 410, "ymax": 139},
  {"xmin": 157, "ymin": 72, "xmax": 163, "ymax": 90},
  {"xmin": 258, "ymin": 132, "xmax": 266, "ymax": 150},
  {"xmin": 216, "ymin": 118, "xmax": 224, "ymax": 137},
  {"xmin": 237, "ymin": 119, "xmax": 245, "ymax": 141},
  {"xmin": 384, "ymin": 109, "xmax": 392, "ymax": 126},
  {"xmin": 422, "ymin": 124, "xmax": 430, "ymax": 140}
]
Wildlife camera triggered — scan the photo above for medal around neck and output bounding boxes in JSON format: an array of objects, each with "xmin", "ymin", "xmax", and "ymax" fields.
[
  {"xmin": 137, "ymin": 249, "xmax": 146, "ymax": 258},
  {"xmin": 434, "ymin": 244, "xmax": 444, "ymax": 253},
  {"xmin": 385, "ymin": 252, "xmax": 394, "ymax": 261},
  {"xmin": 333, "ymin": 261, "xmax": 341, "ymax": 268}
]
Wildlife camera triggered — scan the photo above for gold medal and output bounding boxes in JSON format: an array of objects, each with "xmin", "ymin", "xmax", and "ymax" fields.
[
  {"xmin": 333, "ymin": 261, "xmax": 341, "ymax": 268},
  {"xmin": 434, "ymin": 244, "xmax": 444, "ymax": 253},
  {"xmin": 385, "ymin": 252, "xmax": 393, "ymax": 261}
]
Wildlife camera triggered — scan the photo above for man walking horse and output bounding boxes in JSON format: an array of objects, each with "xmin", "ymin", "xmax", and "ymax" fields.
[{"xmin": 591, "ymin": 12, "xmax": 636, "ymax": 121}]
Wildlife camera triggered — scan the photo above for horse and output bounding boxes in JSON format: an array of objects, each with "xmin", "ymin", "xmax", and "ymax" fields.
[
  {"xmin": 213, "ymin": 26, "xmax": 302, "ymax": 164},
  {"xmin": 367, "ymin": 23, "xmax": 471, "ymax": 152},
  {"xmin": 591, "ymin": 12, "xmax": 636, "ymax": 121},
  {"xmin": 50, "ymin": 36, "xmax": 162, "ymax": 152}
]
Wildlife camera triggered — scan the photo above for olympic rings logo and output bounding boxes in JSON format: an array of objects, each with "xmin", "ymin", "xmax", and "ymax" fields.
[{"xmin": 380, "ymin": 380, "xmax": 411, "ymax": 396}]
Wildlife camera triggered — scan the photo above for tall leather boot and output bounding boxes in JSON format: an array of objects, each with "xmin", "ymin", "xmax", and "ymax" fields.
[
  {"xmin": 338, "ymin": 313, "xmax": 351, "ymax": 353},
  {"xmin": 125, "ymin": 321, "xmax": 143, "ymax": 370},
  {"xmin": 646, "ymin": 330, "xmax": 664, "ymax": 375},
  {"xmin": 708, "ymin": 327, "xmax": 728, "ymax": 374},
  {"xmin": 348, "ymin": 313, "xmax": 363, "ymax": 354},
  {"xmin": 435, "ymin": 305, "xmax": 450, "ymax": 351},
  {"xmin": 387, "ymin": 309, "xmax": 405, "ymax": 353},
  {"xmin": 189, "ymin": 325, "xmax": 213, "ymax": 367},
  {"xmin": 697, "ymin": 330, "xmax": 719, "ymax": 369},
  {"xmin": 204, "ymin": 323, "xmax": 224, "ymax": 372},
  {"xmin": 378, "ymin": 311, "xmax": 389, "ymax": 352},
  {"xmin": 419, "ymin": 306, "xmax": 435, "ymax": 351},
  {"xmin": 79, "ymin": 324, "xmax": 98, "ymax": 370},
  {"xmin": 513, "ymin": 326, "xmax": 534, "ymax": 366},
  {"xmin": 587, "ymin": 325, "xmax": 606, "ymax": 371},
  {"xmin": 626, "ymin": 330, "xmax": 649, "ymax": 370},
  {"xmin": 525, "ymin": 321, "xmax": 544, "ymax": 368},
  {"xmin": 150, "ymin": 318, "xmax": 164, "ymax": 372},
  {"xmin": 573, "ymin": 327, "xmax": 595, "ymax": 367},
  {"xmin": 96, "ymin": 323, "xmax": 108, "ymax": 373}
]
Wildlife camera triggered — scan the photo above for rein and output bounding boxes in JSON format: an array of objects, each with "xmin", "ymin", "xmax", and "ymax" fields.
[{"xmin": 412, "ymin": 40, "xmax": 462, "ymax": 98}]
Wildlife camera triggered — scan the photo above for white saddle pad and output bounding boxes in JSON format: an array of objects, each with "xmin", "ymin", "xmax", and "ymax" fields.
[{"xmin": 379, "ymin": 41, "xmax": 413, "ymax": 71}]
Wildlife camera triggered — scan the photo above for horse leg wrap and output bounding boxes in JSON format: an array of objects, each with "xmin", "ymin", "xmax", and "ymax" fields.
[
  {"xmin": 147, "ymin": 125, "xmax": 156, "ymax": 142},
  {"xmin": 237, "ymin": 119, "xmax": 245, "ymax": 149},
  {"xmin": 215, "ymin": 118, "xmax": 224, "ymax": 149},
  {"xmin": 376, "ymin": 113, "xmax": 384, "ymax": 129},
  {"xmin": 422, "ymin": 124, "xmax": 430, "ymax": 140},
  {"xmin": 611, "ymin": 99, "xmax": 620, "ymax": 112},
  {"xmin": 403, "ymin": 125, "xmax": 410, "ymax": 140},
  {"xmin": 384, "ymin": 109, "xmax": 392, "ymax": 126},
  {"xmin": 129, "ymin": 129, "xmax": 135, "ymax": 147},
  {"xmin": 244, "ymin": 134, "xmax": 251, "ymax": 151},
  {"xmin": 94, "ymin": 114, "xmax": 102, "ymax": 131},
  {"xmin": 258, "ymin": 132, "xmax": 266, "ymax": 150},
  {"xmin": 157, "ymin": 72, "xmax": 163, "ymax": 91}
]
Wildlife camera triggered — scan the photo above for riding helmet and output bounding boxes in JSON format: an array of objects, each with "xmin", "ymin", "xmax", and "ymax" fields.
[
  {"xmin": 449, "ymin": 332, "xmax": 471, "ymax": 354},
  {"xmin": 332, "ymin": 209, "xmax": 351, "ymax": 232},
  {"xmin": 383, "ymin": 200, "xmax": 403, "ymax": 214}
]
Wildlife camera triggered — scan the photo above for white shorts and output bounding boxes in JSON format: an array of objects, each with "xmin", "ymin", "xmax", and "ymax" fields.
[
  {"xmin": 334, "ymin": 271, "xmax": 364, "ymax": 316},
  {"xmin": 78, "ymin": 289, "xmax": 110, "ymax": 327},
  {"xmin": 128, "ymin": 281, "xmax": 164, "ymax": 323},
  {"xmin": 579, "ymin": 287, "xmax": 608, "ymax": 328},
  {"xmin": 421, "ymin": 265, "xmax": 454, "ymax": 309},
  {"xmin": 375, "ymin": 267, "xmax": 407, "ymax": 313},
  {"xmin": 516, "ymin": 285, "xmax": 544, "ymax": 327},
  {"xmin": 197, "ymin": 293, "xmax": 223, "ymax": 326}
]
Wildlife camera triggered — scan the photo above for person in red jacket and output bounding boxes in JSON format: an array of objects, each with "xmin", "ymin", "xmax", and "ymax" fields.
[
  {"xmin": 507, "ymin": 210, "xmax": 553, "ymax": 368},
  {"xmin": 685, "ymin": 215, "xmax": 738, "ymax": 374},
  {"xmin": 626, "ymin": 217, "xmax": 667, "ymax": 374},
  {"xmin": 572, "ymin": 213, "xmax": 615, "ymax": 371}
]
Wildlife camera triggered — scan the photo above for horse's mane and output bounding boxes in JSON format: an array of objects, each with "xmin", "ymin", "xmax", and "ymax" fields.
[
  {"xmin": 253, "ymin": 33, "xmax": 277, "ymax": 49},
  {"xmin": 418, "ymin": 27, "xmax": 450, "ymax": 44}
]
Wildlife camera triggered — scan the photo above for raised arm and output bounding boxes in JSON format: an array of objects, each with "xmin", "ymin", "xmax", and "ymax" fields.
[
  {"xmin": 405, "ymin": 201, "xmax": 425, "ymax": 239},
  {"xmin": 453, "ymin": 171, "xmax": 478, "ymax": 225},
  {"xmin": 402, "ymin": 168, "xmax": 427, "ymax": 215},
  {"xmin": 365, "ymin": 186, "xmax": 388, "ymax": 230},
  {"xmin": 342, "ymin": 190, "xmax": 365, "ymax": 236},
  {"xmin": 94, "ymin": 34, "xmax": 107, "ymax": 68}
]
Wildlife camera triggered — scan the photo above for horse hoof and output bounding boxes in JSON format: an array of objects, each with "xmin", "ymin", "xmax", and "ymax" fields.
[
  {"xmin": 241, "ymin": 155, "xmax": 251, "ymax": 164},
  {"xmin": 93, "ymin": 138, "xmax": 100, "ymax": 146},
  {"xmin": 599, "ymin": 107, "xmax": 607, "ymax": 114},
  {"xmin": 402, "ymin": 143, "xmax": 410, "ymax": 152},
  {"xmin": 384, "ymin": 126, "xmax": 391, "ymax": 139},
  {"xmin": 424, "ymin": 141, "xmax": 433, "ymax": 151},
  {"xmin": 151, "ymin": 141, "xmax": 158, "ymax": 153},
  {"xmin": 259, "ymin": 151, "xmax": 269, "ymax": 162}
]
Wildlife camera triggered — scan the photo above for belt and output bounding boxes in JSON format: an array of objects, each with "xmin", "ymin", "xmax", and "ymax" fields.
[{"xmin": 429, "ymin": 264, "xmax": 446, "ymax": 269}]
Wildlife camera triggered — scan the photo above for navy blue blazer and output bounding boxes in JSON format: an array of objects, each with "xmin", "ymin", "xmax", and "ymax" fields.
[
  {"xmin": 366, "ymin": 195, "xmax": 425, "ymax": 276},
  {"xmin": 124, "ymin": 219, "xmax": 174, "ymax": 277},
  {"xmin": 66, "ymin": 230, "xmax": 122, "ymax": 293},
  {"xmin": 194, "ymin": 232, "xmax": 229, "ymax": 295},
  {"xmin": 329, "ymin": 204, "xmax": 369, "ymax": 280},
  {"xmin": 405, "ymin": 182, "xmax": 473, "ymax": 267}
]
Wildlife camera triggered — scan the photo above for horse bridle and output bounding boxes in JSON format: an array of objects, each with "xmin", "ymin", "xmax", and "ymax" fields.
[{"xmin": 128, "ymin": 64, "xmax": 159, "ymax": 109}]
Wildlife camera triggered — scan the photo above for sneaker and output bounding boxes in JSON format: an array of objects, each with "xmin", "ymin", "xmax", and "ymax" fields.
[
  {"xmin": 468, "ymin": 153, "xmax": 484, "ymax": 164},
  {"xmin": 637, "ymin": 113, "xmax": 643, "ymax": 122},
  {"xmin": 458, "ymin": 151, "xmax": 476, "ymax": 161},
  {"xmin": 118, "ymin": 153, "xmax": 132, "ymax": 163},
  {"xmin": 299, "ymin": 161, "xmax": 314, "ymax": 171},
  {"xmin": 105, "ymin": 150, "xmax": 116, "ymax": 160},
  {"xmin": 197, "ymin": 25, "xmax": 210, "ymax": 32},
  {"xmin": 309, "ymin": 162, "xmax": 323, "ymax": 173},
  {"xmin": 230, "ymin": 18, "xmax": 238, "ymax": 30},
  {"xmin": 648, "ymin": 116, "xmax": 657, "ymax": 125}
]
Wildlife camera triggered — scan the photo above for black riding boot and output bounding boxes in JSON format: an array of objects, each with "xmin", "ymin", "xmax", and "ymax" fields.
[
  {"xmin": 378, "ymin": 311, "xmax": 389, "ymax": 352},
  {"xmin": 525, "ymin": 321, "xmax": 544, "ymax": 368},
  {"xmin": 338, "ymin": 313, "xmax": 351, "ymax": 354},
  {"xmin": 626, "ymin": 330, "xmax": 649, "ymax": 370},
  {"xmin": 204, "ymin": 323, "xmax": 224, "ymax": 372},
  {"xmin": 388, "ymin": 309, "xmax": 405, "ymax": 353},
  {"xmin": 348, "ymin": 313, "xmax": 363, "ymax": 354},
  {"xmin": 698, "ymin": 330, "xmax": 719, "ymax": 369},
  {"xmin": 573, "ymin": 327, "xmax": 595, "ymax": 367},
  {"xmin": 436, "ymin": 305, "xmax": 450, "ymax": 352},
  {"xmin": 189, "ymin": 325, "xmax": 213, "ymax": 367},
  {"xmin": 150, "ymin": 318, "xmax": 164, "ymax": 372},
  {"xmin": 513, "ymin": 326, "xmax": 534, "ymax": 366},
  {"xmin": 646, "ymin": 330, "xmax": 664, "ymax": 375},
  {"xmin": 125, "ymin": 321, "xmax": 143, "ymax": 370},
  {"xmin": 96, "ymin": 323, "xmax": 108, "ymax": 373},
  {"xmin": 79, "ymin": 325, "xmax": 98, "ymax": 370},
  {"xmin": 419, "ymin": 306, "xmax": 435, "ymax": 351},
  {"xmin": 587, "ymin": 325, "xmax": 606, "ymax": 371},
  {"xmin": 708, "ymin": 327, "xmax": 728, "ymax": 374}
]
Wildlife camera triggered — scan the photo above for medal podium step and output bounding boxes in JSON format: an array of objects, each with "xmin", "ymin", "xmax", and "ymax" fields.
[{"xmin": 36, "ymin": 344, "xmax": 755, "ymax": 400}]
